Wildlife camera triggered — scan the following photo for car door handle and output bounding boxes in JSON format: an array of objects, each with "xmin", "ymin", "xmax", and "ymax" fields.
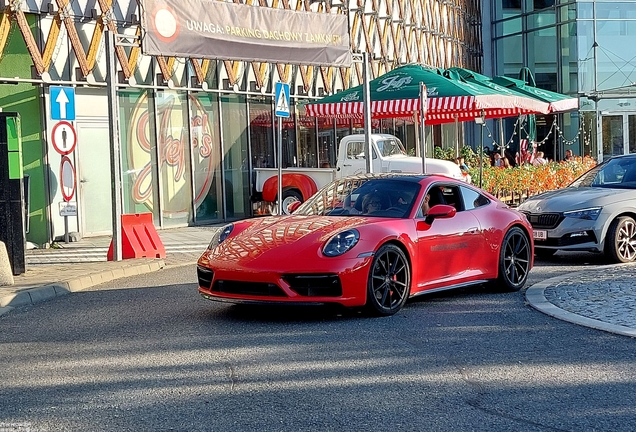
[
  {"xmin": 467, "ymin": 227, "xmax": 479, "ymax": 234},
  {"xmin": 343, "ymin": 163, "xmax": 352, "ymax": 167}
]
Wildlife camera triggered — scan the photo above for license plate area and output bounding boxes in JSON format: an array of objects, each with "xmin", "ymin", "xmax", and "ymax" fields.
[{"xmin": 533, "ymin": 230, "xmax": 547, "ymax": 240}]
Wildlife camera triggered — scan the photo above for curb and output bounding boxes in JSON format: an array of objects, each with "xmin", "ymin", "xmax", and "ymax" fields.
[
  {"xmin": 525, "ymin": 273, "xmax": 636, "ymax": 338},
  {"xmin": 0, "ymin": 259, "xmax": 166, "ymax": 317}
]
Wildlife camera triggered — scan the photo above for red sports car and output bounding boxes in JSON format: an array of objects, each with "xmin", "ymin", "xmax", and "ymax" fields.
[{"xmin": 197, "ymin": 174, "xmax": 534, "ymax": 316}]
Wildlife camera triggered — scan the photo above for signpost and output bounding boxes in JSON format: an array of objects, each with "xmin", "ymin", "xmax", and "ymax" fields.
[
  {"xmin": 275, "ymin": 82, "xmax": 290, "ymax": 215},
  {"xmin": 59, "ymin": 151, "xmax": 77, "ymax": 243},
  {"xmin": 50, "ymin": 86, "xmax": 76, "ymax": 121},
  {"xmin": 59, "ymin": 201, "xmax": 77, "ymax": 217},
  {"xmin": 51, "ymin": 121, "xmax": 77, "ymax": 155}
]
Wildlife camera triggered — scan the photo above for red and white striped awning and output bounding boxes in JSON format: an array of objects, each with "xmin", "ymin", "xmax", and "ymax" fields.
[{"xmin": 305, "ymin": 94, "xmax": 549, "ymax": 125}]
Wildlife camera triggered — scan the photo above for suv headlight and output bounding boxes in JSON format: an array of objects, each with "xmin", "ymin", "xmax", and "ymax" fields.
[
  {"xmin": 208, "ymin": 224, "xmax": 234, "ymax": 249},
  {"xmin": 323, "ymin": 229, "xmax": 360, "ymax": 257},
  {"xmin": 563, "ymin": 207, "xmax": 602, "ymax": 220}
]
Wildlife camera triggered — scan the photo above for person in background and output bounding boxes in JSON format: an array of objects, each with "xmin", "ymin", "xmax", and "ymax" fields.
[
  {"xmin": 457, "ymin": 157, "xmax": 470, "ymax": 171},
  {"xmin": 493, "ymin": 152, "xmax": 503, "ymax": 167},
  {"xmin": 504, "ymin": 149, "xmax": 517, "ymax": 167},
  {"xmin": 502, "ymin": 158, "xmax": 512, "ymax": 169},
  {"xmin": 532, "ymin": 151, "xmax": 548, "ymax": 166},
  {"xmin": 455, "ymin": 156, "xmax": 472, "ymax": 183},
  {"xmin": 563, "ymin": 149, "xmax": 574, "ymax": 162},
  {"xmin": 362, "ymin": 192, "xmax": 387, "ymax": 214}
]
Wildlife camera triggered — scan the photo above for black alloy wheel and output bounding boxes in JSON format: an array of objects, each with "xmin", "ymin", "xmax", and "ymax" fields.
[
  {"xmin": 365, "ymin": 244, "xmax": 411, "ymax": 316},
  {"xmin": 495, "ymin": 227, "xmax": 531, "ymax": 291},
  {"xmin": 605, "ymin": 216, "xmax": 636, "ymax": 263}
]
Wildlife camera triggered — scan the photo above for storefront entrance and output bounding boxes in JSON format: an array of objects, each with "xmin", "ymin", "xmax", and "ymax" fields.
[{"xmin": 602, "ymin": 114, "xmax": 636, "ymax": 160}]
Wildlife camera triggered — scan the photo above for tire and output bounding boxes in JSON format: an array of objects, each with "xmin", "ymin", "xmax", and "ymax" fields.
[
  {"xmin": 535, "ymin": 248, "xmax": 557, "ymax": 259},
  {"xmin": 604, "ymin": 216, "xmax": 636, "ymax": 263},
  {"xmin": 276, "ymin": 190, "xmax": 303, "ymax": 215},
  {"xmin": 494, "ymin": 227, "xmax": 531, "ymax": 292},
  {"xmin": 365, "ymin": 244, "xmax": 411, "ymax": 316}
]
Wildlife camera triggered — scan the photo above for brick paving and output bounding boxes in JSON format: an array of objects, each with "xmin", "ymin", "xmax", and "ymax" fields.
[
  {"xmin": 525, "ymin": 262, "xmax": 636, "ymax": 337},
  {"xmin": 542, "ymin": 264, "xmax": 636, "ymax": 329}
]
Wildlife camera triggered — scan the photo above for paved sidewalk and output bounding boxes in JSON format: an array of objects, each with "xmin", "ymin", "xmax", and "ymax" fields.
[
  {"xmin": 0, "ymin": 225, "xmax": 219, "ymax": 317},
  {"xmin": 526, "ymin": 262, "xmax": 636, "ymax": 338},
  {"xmin": 2, "ymin": 224, "xmax": 636, "ymax": 338}
]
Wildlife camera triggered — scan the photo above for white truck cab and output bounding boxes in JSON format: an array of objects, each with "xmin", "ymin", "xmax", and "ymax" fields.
[
  {"xmin": 336, "ymin": 134, "xmax": 465, "ymax": 180},
  {"xmin": 253, "ymin": 134, "xmax": 466, "ymax": 214}
]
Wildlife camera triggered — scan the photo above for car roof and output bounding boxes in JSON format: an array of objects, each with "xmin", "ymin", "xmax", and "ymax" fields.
[
  {"xmin": 339, "ymin": 173, "xmax": 434, "ymax": 183},
  {"xmin": 606, "ymin": 154, "xmax": 636, "ymax": 161}
]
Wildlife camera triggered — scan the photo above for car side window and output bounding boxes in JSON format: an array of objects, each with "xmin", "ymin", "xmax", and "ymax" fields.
[
  {"xmin": 346, "ymin": 141, "xmax": 377, "ymax": 160},
  {"xmin": 346, "ymin": 141, "xmax": 365, "ymax": 159},
  {"xmin": 440, "ymin": 186, "xmax": 461, "ymax": 211},
  {"xmin": 460, "ymin": 186, "xmax": 490, "ymax": 210},
  {"xmin": 417, "ymin": 184, "xmax": 461, "ymax": 217}
]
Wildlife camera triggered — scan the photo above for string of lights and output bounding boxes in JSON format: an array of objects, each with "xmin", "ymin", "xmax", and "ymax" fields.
[{"xmin": 491, "ymin": 114, "xmax": 588, "ymax": 155}]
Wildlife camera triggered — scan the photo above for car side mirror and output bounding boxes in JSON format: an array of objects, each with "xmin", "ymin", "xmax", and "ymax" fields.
[{"xmin": 416, "ymin": 204, "xmax": 457, "ymax": 230}]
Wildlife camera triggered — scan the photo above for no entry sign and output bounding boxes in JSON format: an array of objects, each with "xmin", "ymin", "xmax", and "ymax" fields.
[{"xmin": 60, "ymin": 155, "xmax": 76, "ymax": 202}]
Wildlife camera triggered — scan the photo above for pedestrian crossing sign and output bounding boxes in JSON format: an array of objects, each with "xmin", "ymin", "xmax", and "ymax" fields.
[{"xmin": 275, "ymin": 82, "xmax": 290, "ymax": 118}]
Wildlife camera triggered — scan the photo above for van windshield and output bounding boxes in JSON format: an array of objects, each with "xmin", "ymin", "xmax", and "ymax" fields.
[{"xmin": 376, "ymin": 138, "xmax": 407, "ymax": 157}]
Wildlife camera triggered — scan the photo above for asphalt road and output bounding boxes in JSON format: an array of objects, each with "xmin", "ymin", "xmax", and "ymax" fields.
[{"xmin": 0, "ymin": 252, "xmax": 634, "ymax": 431}]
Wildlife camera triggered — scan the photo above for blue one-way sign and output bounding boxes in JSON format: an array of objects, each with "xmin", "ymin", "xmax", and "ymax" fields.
[
  {"xmin": 50, "ymin": 86, "xmax": 76, "ymax": 121},
  {"xmin": 275, "ymin": 82, "xmax": 290, "ymax": 118}
]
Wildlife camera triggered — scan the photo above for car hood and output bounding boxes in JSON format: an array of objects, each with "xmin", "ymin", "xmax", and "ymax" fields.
[
  {"xmin": 206, "ymin": 215, "xmax": 373, "ymax": 265},
  {"xmin": 518, "ymin": 187, "xmax": 635, "ymax": 213}
]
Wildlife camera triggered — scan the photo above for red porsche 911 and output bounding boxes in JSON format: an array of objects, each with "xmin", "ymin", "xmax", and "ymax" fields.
[{"xmin": 197, "ymin": 174, "xmax": 534, "ymax": 316}]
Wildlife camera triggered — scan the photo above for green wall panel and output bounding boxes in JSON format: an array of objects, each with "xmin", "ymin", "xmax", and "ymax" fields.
[{"xmin": 0, "ymin": 13, "xmax": 47, "ymax": 245}]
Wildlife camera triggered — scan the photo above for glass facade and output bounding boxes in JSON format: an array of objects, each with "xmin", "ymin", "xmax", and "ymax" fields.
[
  {"xmin": 0, "ymin": 0, "xmax": 488, "ymax": 244},
  {"xmin": 120, "ymin": 90, "xmax": 159, "ymax": 220},
  {"xmin": 492, "ymin": 0, "xmax": 636, "ymax": 161},
  {"xmin": 191, "ymin": 93, "xmax": 223, "ymax": 224},
  {"xmin": 220, "ymin": 94, "xmax": 250, "ymax": 220}
]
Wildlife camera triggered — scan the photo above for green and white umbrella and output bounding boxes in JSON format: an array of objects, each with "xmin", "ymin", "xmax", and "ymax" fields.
[
  {"xmin": 491, "ymin": 75, "xmax": 579, "ymax": 113},
  {"xmin": 448, "ymin": 66, "xmax": 578, "ymax": 114},
  {"xmin": 304, "ymin": 64, "xmax": 550, "ymax": 124}
]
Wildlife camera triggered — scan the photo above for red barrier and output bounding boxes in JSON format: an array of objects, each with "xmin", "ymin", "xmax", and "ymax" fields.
[{"xmin": 107, "ymin": 213, "xmax": 166, "ymax": 260}]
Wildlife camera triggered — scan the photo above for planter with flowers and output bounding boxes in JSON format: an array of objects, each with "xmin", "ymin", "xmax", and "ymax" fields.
[{"xmin": 433, "ymin": 146, "xmax": 597, "ymax": 205}]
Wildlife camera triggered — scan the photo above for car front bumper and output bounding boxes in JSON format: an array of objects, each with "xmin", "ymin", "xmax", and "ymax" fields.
[
  {"xmin": 529, "ymin": 214, "xmax": 604, "ymax": 253},
  {"xmin": 196, "ymin": 254, "xmax": 374, "ymax": 308}
]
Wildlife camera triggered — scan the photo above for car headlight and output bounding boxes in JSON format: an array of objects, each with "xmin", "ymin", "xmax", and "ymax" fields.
[
  {"xmin": 208, "ymin": 224, "xmax": 234, "ymax": 249},
  {"xmin": 563, "ymin": 207, "xmax": 602, "ymax": 220},
  {"xmin": 323, "ymin": 229, "xmax": 360, "ymax": 257}
]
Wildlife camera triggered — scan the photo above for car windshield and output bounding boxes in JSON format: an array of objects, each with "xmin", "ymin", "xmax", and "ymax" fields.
[
  {"xmin": 570, "ymin": 156, "xmax": 636, "ymax": 189},
  {"xmin": 376, "ymin": 138, "xmax": 407, "ymax": 157},
  {"xmin": 294, "ymin": 176, "xmax": 421, "ymax": 218}
]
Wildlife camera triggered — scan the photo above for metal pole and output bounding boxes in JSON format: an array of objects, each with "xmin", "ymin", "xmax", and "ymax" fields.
[
  {"xmin": 454, "ymin": 114, "xmax": 460, "ymax": 158},
  {"xmin": 479, "ymin": 124, "xmax": 484, "ymax": 188},
  {"xmin": 277, "ymin": 116, "xmax": 283, "ymax": 215},
  {"xmin": 362, "ymin": 52, "xmax": 373, "ymax": 173},
  {"xmin": 64, "ymin": 216, "xmax": 69, "ymax": 243},
  {"xmin": 419, "ymin": 82, "xmax": 427, "ymax": 173},
  {"xmin": 105, "ymin": 29, "xmax": 123, "ymax": 261},
  {"xmin": 499, "ymin": 118, "xmax": 505, "ymax": 159}
]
